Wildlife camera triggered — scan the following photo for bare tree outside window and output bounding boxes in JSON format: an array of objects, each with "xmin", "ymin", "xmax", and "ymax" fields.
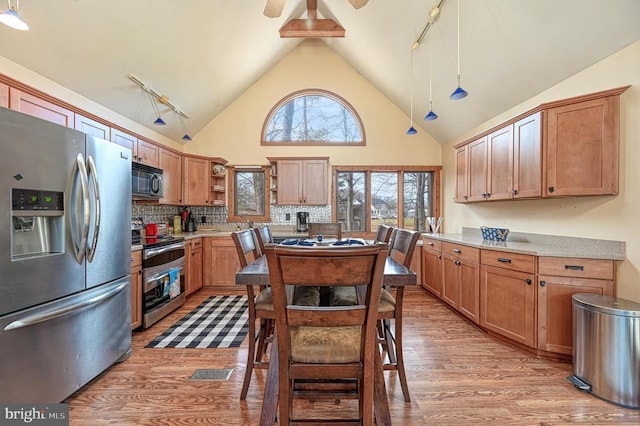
[
  {"xmin": 262, "ymin": 90, "xmax": 365, "ymax": 145},
  {"xmin": 334, "ymin": 168, "xmax": 439, "ymax": 233}
]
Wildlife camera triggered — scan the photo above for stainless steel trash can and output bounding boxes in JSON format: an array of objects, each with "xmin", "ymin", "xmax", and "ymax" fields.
[{"xmin": 568, "ymin": 293, "xmax": 640, "ymax": 409}]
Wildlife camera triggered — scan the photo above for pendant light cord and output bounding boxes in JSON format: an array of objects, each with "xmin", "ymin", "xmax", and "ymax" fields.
[
  {"xmin": 429, "ymin": 36, "xmax": 433, "ymax": 108},
  {"xmin": 456, "ymin": 0, "xmax": 460, "ymax": 77},
  {"xmin": 409, "ymin": 49, "xmax": 414, "ymax": 123}
]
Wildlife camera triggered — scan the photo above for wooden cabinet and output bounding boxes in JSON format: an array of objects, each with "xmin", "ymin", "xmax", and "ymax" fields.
[
  {"xmin": 480, "ymin": 250, "xmax": 536, "ymax": 347},
  {"xmin": 512, "ymin": 112, "xmax": 542, "ymax": 198},
  {"xmin": 130, "ymin": 250, "xmax": 142, "ymax": 330},
  {"xmin": 441, "ymin": 242, "xmax": 480, "ymax": 324},
  {"xmin": 421, "ymin": 237, "xmax": 442, "ymax": 296},
  {"xmin": 111, "ymin": 129, "xmax": 159, "ymax": 167},
  {"xmin": 210, "ymin": 163, "xmax": 226, "ymax": 206},
  {"xmin": 9, "ymin": 88, "xmax": 74, "ymax": 127},
  {"xmin": 75, "ymin": 114, "xmax": 110, "ymax": 140},
  {"xmin": 454, "ymin": 146, "xmax": 468, "ymax": 203},
  {"xmin": 454, "ymin": 88, "xmax": 626, "ymax": 203},
  {"xmin": 159, "ymin": 148, "xmax": 182, "ymax": 205},
  {"xmin": 275, "ymin": 158, "xmax": 328, "ymax": 205},
  {"xmin": 545, "ymin": 95, "xmax": 619, "ymax": 197},
  {"xmin": 537, "ymin": 256, "xmax": 615, "ymax": 355},
  {"xmin": 183, "ymin": 156, "xmax": 210, "ymax": 206},
  {"xmin": 466, "ymin": 136, "xmax": 488, "ymax": 202},
  {"xmin": 203, "ymin": 236, "xmax": 241, "ymax": 286},
  {"xmin": 456, "ymin": 112, "xmax": 542, "ymax": 203},
  {"xmin": 185, "ymin": 238, "xmax": 203, "ymax": 295},
  {"xmin": 0, "ymin": 82, "xmax": 9, "ymax": 108}
]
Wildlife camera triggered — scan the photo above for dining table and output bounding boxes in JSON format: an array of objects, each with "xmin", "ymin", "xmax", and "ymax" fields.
[{"xmin": 236, "ymin": 250, "xmax": 417, "ymax": 425}]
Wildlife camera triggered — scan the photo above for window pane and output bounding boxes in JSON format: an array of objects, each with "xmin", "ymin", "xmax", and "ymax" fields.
[
  {"xmin": 370, "ymin": 172, "xmax": 398, "ymax": 230},
  {"xmin": 234, "ymin": 171, "xmax": 266, "ymax": 216},
  {"xmin": 403, "ymin": 172, "xmax": 433, "ymax": 232},
  {"xmin": 265, "ymin": 94, "xmax": 363, "ymax": 143},
  {"xmin": 336, "ymin": 172, "xmax": 366, "ymax": 231}
]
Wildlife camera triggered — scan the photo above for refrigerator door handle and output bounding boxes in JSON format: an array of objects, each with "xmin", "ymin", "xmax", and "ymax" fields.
[
  {"xmin": 3, "ymin": 280, "xmax": 128, "ymax": 331},
  {"xmin": 70, "ymin": 153, "xmax": 90, "ymax": 264},
  {"xmin": 86, "ymin": 155, "xmax": 101, "ymax": 263}
]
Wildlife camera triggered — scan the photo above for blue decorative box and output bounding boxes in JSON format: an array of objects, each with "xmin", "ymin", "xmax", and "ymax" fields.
[{"xmin": 480, "ymin": 226, "xmax": 509, "ymax": 241}]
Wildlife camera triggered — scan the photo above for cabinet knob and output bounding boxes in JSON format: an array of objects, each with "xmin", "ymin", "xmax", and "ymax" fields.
[
  {"xmin": 548, "ymin": 186, "xmax": 555, "ymax": 193},
  {"xmin": 464, "ymin": 195, "xmax": 468, "ymax": 200},
  {"xmin": 512, "ymin": 189, "xmax": 518, "ymax": 196},
  {"xmin": 540, "ymin": 280, "xmax": 546, "ymax": 287},
  {"xmin": 486, "ymin": 193, "xmax": 491, "ymax": 198},
  {"xmin": 482, "ymin": 193, "xmax": 487, "ymax": 199},
  {"xmin": 453, "ymin": 249, "xmax": 461, "ymax": 254},
  {"xmin": 525, "ymin": 278, "xmax": 532, "ymax": 285},
  {"xmin": 497, "ymin": 257, "xmax": 512, "ymax": 264}
]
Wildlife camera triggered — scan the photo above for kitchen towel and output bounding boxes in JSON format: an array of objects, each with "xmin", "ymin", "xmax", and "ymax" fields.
[{"xmin": 146, "ymin": 295, "xmax": 248, "ymax": 349}]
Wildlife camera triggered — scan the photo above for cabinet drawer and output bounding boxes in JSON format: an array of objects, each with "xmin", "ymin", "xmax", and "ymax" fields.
[
  {"xmin": 422, "ymin": 237, "xmax": 442, "ymax": 252},
  {"xmin": 538, "ymin": 257, "xmax": 614, "ymax": 280},
  {"xmin": 131, "ymin": 250, "xmax": 142, "ymax": 268},
  {"xmin": 442, "ymin": 242, "xmax": 479, "ymax": 263},
  {"xmin": 481, "ymin": 250, "xmax": 535, "ymax": 273}
]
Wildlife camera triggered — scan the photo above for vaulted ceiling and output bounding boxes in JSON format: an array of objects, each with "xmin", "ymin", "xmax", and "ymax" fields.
[{"xmin": 1, "ymin": 0, "xmax": 639, "ymax": 144}]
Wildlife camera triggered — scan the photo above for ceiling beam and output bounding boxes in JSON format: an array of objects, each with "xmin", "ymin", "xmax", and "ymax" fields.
[{"xmin": 279, "ymin": 0, "xmax": 345, "ymax": 38}]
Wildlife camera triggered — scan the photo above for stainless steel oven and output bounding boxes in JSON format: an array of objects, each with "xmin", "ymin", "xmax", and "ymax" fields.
[{"xmin": 141, "ymin": 237, "xmax": 185, "ymax": 328}]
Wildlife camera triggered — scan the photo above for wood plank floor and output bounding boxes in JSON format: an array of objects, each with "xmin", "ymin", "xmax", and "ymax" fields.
[{"xmin": 66, "ymin": 286, "xmax": 640, "ymax": 425}]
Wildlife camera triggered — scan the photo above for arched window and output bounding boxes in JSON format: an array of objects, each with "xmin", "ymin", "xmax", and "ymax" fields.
[{"xmin": 261, "ymin": 89, "xmax": 365, "ymax": 146}]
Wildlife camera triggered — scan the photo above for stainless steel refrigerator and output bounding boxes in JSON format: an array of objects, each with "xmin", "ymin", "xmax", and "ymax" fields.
[{"xmin": 0, "ymin": 107, "xmax": 132, "ymax": 403}]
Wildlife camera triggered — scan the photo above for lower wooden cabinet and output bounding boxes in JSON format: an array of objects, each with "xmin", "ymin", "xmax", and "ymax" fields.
[
  {"xmin": 537, "ymin": 256, "xmax": 615, "ymax": 355},
  {"xmin": 421, "ymin": 238, "xmax": 442, "ymax": 296},
  {"xmin": 131, "ymin": 250, "xmax": 142, "ymax": 330},
  {"xmin": 480, "ymin": 265, "xmax": 535, "ymax": 347},
  {"xmin": 185, "ymin": 238, "xmax": 203, "ymax": 295},
  {"xmin": 203, "ymin": 236, "xmax": 241, "ymax": 286},
  {"xmin": 441, "ymin": 242, "xmax": 480, "ymax": 324}
]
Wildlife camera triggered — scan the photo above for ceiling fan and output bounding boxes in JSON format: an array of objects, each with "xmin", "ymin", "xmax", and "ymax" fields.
[{"xmin": 264, "ymin": 0, "xmax": 369, "ymax": 18}]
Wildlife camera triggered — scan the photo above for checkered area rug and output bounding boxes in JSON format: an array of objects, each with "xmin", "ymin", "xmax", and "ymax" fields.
[{"xmin": 146, "ymin": 295, "xmax": 249, "ymax": 349}]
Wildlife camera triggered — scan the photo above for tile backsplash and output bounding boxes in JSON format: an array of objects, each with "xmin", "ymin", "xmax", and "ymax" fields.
[{"xmin": 132, "ymin": 202, "xmax": 330, "ymax": 227}]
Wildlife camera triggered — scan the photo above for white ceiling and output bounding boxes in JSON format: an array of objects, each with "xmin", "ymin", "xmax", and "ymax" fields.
[{"xmin": 1, "ymin": 0, "xmax": 639, "ymax": 144}]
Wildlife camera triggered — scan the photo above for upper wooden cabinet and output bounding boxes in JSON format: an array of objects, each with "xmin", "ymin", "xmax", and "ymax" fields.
[
  {"xmin": 454, "ymin": 88, "xmax": 627, "ymax": 203},
  {"xmin": 275, "ymin": 158, "xmax": 328, "ymax": 205},
  {"xmin": 545, "ymin": 95, "xmax": 619, "ymax": 197},
  {"xmin": 75, "ymin": 114, "xmax": 110, "ymax": 140},
  {"xmin": 183, "ymin": 156, "xmax": 210, "ymax": 206},
  {"xmin": 111, "ymin": 129, "xmax": 159, "ymax": 167},
  {"xmin": 456, "ymin": 112, "xmax": 542, "ymax": 203},
  {"xmin": 0, "ymin": 82, "xmax": 8, "ymax": 108},
  {"xmin": 9, "ymin": 88, "xmax": 74, "ymax": 127},
  {"xmin": 159, "ymin": 148, "xmax": 182, "ymax": 205}
]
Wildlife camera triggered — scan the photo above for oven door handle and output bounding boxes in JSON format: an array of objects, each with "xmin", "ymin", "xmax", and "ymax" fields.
[
  {"xmin": 144, "ymin": 266, "xmax": 185, "ymax": 290},
  {"xmin": 144, "ymin": 241, "xmax": 186, "ymax": 259}
]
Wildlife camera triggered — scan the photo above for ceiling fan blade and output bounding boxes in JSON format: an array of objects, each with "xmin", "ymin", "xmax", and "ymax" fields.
[
  {"xmin": 346, "ymin": 0, "xmax": 369, "ymax": 9},
  {"xmin": 264, "ymin": 0, "xmax": 286, "ymax": 18}
]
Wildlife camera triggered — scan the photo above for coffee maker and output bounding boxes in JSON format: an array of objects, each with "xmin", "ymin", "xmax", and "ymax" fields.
[{"xmin": 296, "ymin": 212, "xmax": 309, "ymax": 232}]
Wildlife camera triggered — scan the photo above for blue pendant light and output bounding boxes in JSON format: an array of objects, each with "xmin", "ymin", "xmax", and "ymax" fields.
[
  {"xmin": 147, "ymin": 91, "xmax": 166, "ymax": 125},
  {"xmin": 406, "ymin": 49, "xmax": 418, "ymax": 135},
  {"xmin": 450, "ymin": 0, "xmax": 468, "ymax": 100},
  {"xmin": 178, "ymin": 114, "xmax": 192, "ymax": 141},
  {"xmin": 0, "ymin": 1, "xmax": 28, "ymax": 31},
  {"xmin": 424, "ymin": 35, "xmax": 438, "ymax": 121}
]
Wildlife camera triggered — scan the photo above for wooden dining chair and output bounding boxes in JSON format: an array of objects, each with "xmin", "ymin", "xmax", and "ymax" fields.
[
  {"xmin": 232, "ymin": 229, "xmax": 272, "ymax": 399},
  {"xmin": 308, "ymin": 222, "xmax": 343, "ymax": 240},
  {"xmin": 265, "ymin": 243, "xmax": 388, "ymax": 425},
  {"xmin": 378, "ymin": 228, "xmax": 420, "ymax": 402},
  {"xmin": 253, "ymin": 225, "xmax": 273, "ymax": 254},
  {"xmin": 373, "ymin": 224, "xmax": 394, "ymax": 243}
]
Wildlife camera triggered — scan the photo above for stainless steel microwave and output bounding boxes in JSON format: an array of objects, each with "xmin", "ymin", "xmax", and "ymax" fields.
[{"xmin": 132, "ymin": 162, "xmax": 163, "ymax": 199}]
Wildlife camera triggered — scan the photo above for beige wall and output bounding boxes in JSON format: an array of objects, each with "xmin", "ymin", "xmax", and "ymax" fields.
[
  {"xmin": 442, "ymin": 40, "xmax": 640, "ymax": 302},
  {"xmin": 185, "ymin": 40, "xmax": 442, "ymax": 167}
]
